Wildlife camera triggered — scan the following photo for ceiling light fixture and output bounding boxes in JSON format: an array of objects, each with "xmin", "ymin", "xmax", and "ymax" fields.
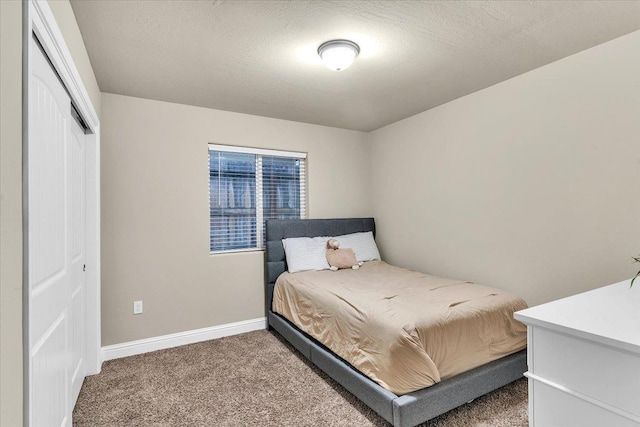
[{"xmin": 318, "ymin": 40, "xmax": 360, "ymax": 72}]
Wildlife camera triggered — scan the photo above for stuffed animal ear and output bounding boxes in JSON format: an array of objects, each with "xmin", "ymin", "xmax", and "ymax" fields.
[{"xmin": 327, "ymin": 239, "xmax": 339, "ymax": 249}]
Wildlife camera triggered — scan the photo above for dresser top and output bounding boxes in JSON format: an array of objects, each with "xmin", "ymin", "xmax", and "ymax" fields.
[{"xmin": 515, "ymin": 279, "xmax": 640, "ymax": 354}]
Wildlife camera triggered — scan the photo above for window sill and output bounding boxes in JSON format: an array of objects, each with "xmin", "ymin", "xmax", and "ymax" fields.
[{"xmin": 209, "ymin": 248, "xmax": 264, "ymax": 256}]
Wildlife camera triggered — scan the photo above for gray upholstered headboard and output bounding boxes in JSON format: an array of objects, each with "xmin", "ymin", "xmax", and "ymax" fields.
[{"xmin": 264, "ymin": 218, "xmax": 375, "ymax": 316}]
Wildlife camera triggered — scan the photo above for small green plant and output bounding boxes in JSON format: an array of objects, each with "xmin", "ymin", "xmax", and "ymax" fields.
[{"xmin": 631, "ymin": 255, "xmax": 640, "ymax": 287}]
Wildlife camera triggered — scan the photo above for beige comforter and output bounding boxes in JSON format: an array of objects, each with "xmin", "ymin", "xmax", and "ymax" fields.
[{"xmin": 272, "ymin": 261, "xmax": 527, "ymax": 395}]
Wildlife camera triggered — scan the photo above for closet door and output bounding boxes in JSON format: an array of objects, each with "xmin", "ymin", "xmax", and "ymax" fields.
[
  {"xmin": 69, "ymin": 112, "xmax": 86, "ymax": 406},
  {"xmin": 29, "ymin": 37, "xmax": 86, "ymax": 427}
]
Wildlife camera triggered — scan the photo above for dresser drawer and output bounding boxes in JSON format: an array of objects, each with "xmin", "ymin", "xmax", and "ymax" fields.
[
  {"xmin": 531, "ymin": 379, "xmax": 638, "ymax": 427},
  {"xmin": 530, "ymin": 326, "xmax": 640, "ymax": 417}
]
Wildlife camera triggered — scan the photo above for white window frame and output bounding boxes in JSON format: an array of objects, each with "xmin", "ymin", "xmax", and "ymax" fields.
[{"xmin": 208, "ymin": 143, "xmax": 307, "ymax": 254}]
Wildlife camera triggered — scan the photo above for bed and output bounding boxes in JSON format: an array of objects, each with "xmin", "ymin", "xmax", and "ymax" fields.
[{"xmin": 265, "ymin": 218, "xmax": 527, "ymax": 427}]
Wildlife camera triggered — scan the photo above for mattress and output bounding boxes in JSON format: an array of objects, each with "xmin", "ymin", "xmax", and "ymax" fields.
[{"xmin": 272, "ymin": 260, "xmax": 528, "ymax": 395}]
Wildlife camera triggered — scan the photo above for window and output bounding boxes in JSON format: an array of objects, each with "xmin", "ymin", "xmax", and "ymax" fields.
[{"xmin": 208, "ymin": 144, "xmax": 306, "ymax": 253}]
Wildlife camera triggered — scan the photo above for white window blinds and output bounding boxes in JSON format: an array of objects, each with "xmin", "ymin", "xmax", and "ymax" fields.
[{"xmin": 208, "ymin": 144, "xmax": 307, "ymax": 253}]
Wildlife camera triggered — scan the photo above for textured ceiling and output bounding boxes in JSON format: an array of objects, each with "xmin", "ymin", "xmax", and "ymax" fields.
[{"xmin": 70, "ymin": 1, "xmax": 640, "ymax": 132}]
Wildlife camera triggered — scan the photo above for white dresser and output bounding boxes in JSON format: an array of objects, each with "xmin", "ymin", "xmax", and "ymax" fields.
[{"xmin": 515, "ymin": 279, "xmax": 640, "ymax": 427}]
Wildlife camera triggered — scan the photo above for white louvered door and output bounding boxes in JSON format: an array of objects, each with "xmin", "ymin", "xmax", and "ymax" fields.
[{"xmin": 29, "ymin": 37, "xmax": 86, "ymax": 427}]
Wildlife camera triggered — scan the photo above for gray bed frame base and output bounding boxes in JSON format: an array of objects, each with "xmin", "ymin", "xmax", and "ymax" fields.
[{"xmin": 265, "ymin": 218, "xmax": 527, "ymax": 427}]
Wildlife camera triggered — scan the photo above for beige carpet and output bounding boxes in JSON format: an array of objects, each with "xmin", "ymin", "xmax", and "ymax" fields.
[{"xmin": 73, "ymin": 330, "xmax": 527, "ymax": 426}]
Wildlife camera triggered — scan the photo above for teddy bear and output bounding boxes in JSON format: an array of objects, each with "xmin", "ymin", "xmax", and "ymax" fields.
[{"xmin": 326, "ymin": 239, "xmax": 363, "ymax": 271}]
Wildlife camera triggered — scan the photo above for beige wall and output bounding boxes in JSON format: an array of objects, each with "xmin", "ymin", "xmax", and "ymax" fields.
[
  {"xmin": 100, "ymin": 93, "xmax": 371, "ymax": 345},
  {"xmin": 370, "ymin": 31, "xmax": 640, "ymax": 307},
  {"xmin": 48, "ymin": 0, "xmax": 101, "ymax": 118},
  {"xmin": 0, "ymin": 1, "xmax": 23, "ymax": 425},
  {"xmin": 101, "ymin": 32, "xmax": 640, "ymax": 346}
]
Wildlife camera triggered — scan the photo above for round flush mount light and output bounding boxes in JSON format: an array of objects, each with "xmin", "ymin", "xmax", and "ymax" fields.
[{"xmin": 318, "ymin": 40, "xmax": 360, "ymax": 71}]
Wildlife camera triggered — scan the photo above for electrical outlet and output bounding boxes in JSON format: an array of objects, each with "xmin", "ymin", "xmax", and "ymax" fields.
[{"xmin": 133, "ymin": 300, "xmax": 143, "ymax": 315}]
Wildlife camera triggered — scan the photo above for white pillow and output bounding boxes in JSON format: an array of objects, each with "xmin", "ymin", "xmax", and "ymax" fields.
[
  {"xmin": 282, "ymin": 236, "xmax": 331, "ymax": 273},
  {"xmin": 332, "ymin": 231, "xmax": 381, "ymax": 262}
]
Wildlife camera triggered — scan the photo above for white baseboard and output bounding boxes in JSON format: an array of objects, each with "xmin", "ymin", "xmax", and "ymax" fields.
[{"xmin": 101, "ymin": 317, "xmax": 266, "ymax": 362}]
